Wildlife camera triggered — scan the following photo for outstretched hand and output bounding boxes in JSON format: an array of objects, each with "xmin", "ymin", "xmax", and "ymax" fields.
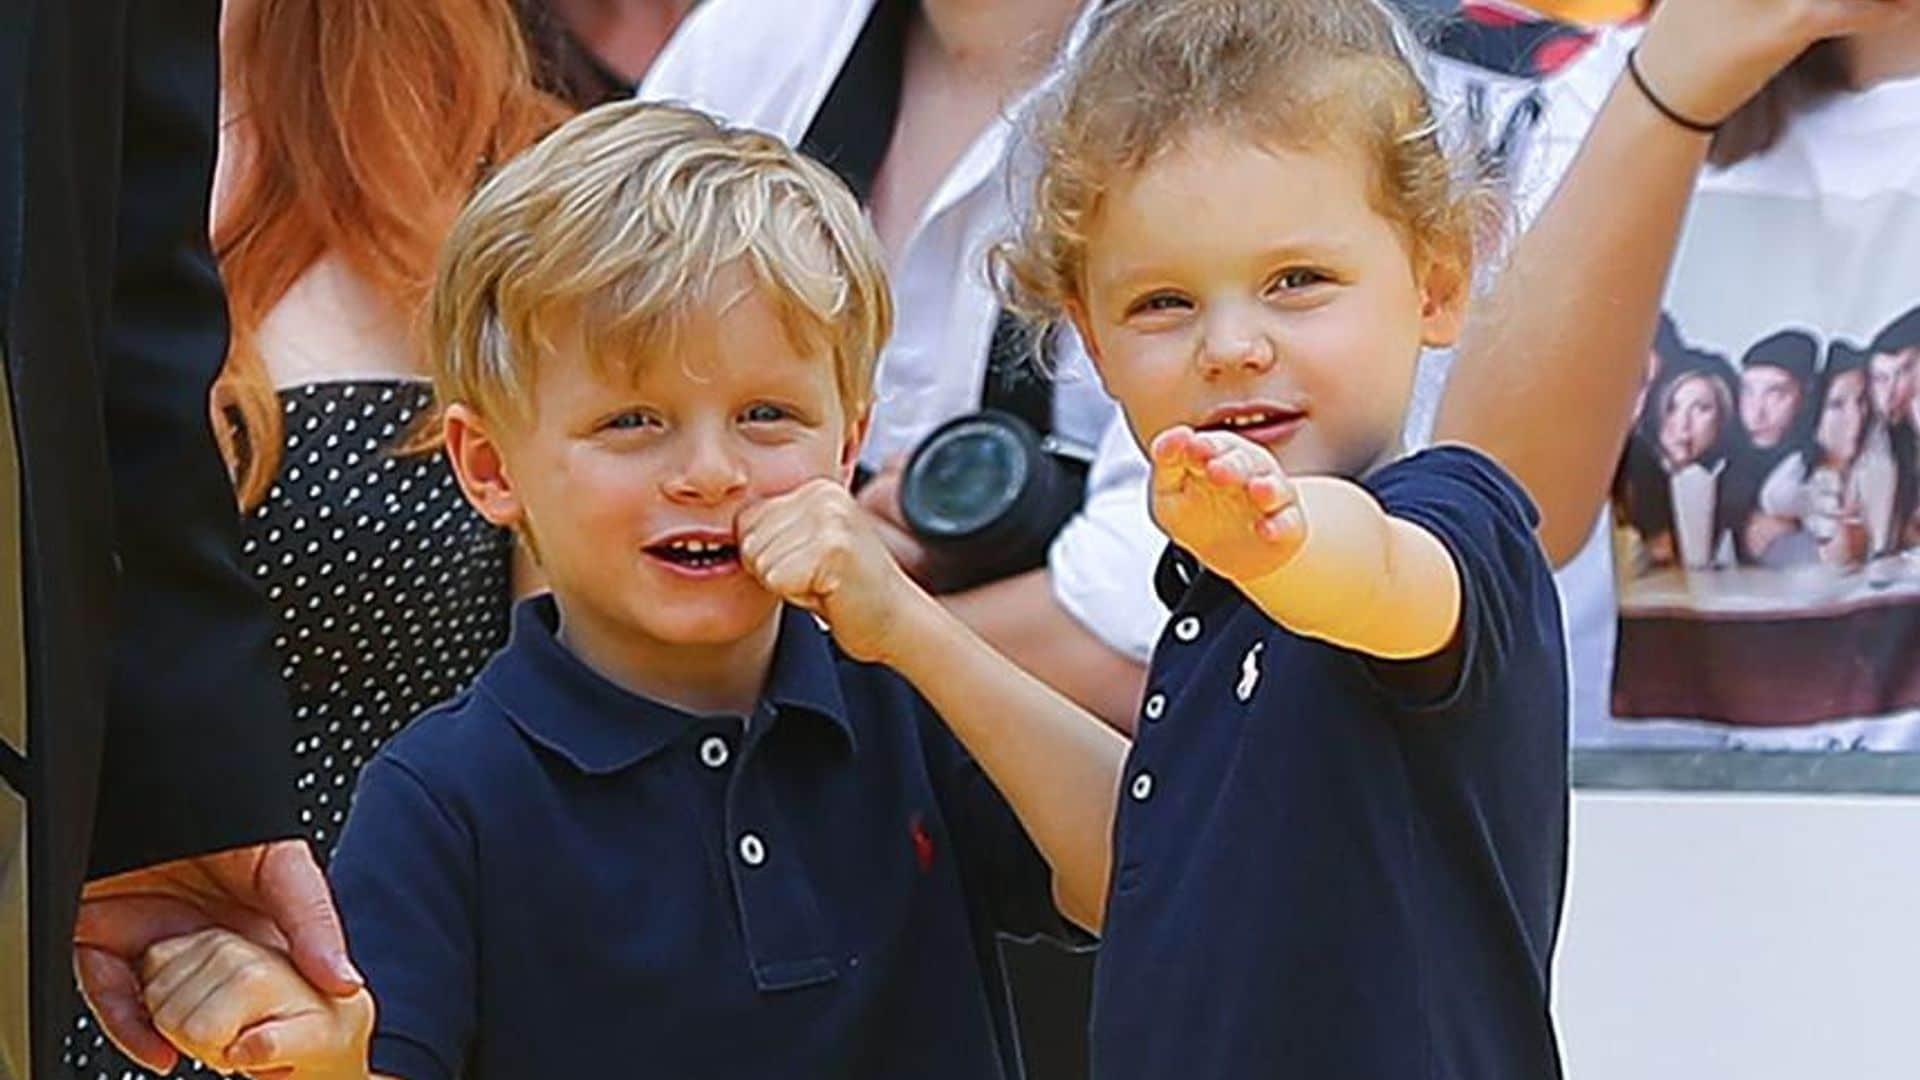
[
  {"xmin": 74, "ymin": 840, "xmax": 362, "ymax": 1073},
  {"xmin": 1149, "ymin": 426, "xmax": 1307, "ymax": 584}
]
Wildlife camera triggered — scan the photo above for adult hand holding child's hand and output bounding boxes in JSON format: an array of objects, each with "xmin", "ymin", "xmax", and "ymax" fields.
[
  {"xmin": 139, "ymin": 927, "xmax": 373, "ymax": 1079},
  {"xmin": 1149, "ymin": 426, "xmax": 1307, "ymax": 584},
  {"xmin": 740, "ymin": 479, "xmax": 922, "ymax": 664}
]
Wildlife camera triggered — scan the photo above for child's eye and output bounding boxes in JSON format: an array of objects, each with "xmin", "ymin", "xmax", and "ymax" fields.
[
  {"xmin": 1126, "ymin": 292, "xmax": 1192, "ymax": 318},
  {"xmin": 741, "ymin": 403, "xmax": 793, "ymax": 424},
  {"xmin": 1269, "ymin": 268, "xmax": 1330, "ymax": 293},
  {"xmin": 603, "ymin": 410, "xmax": 660, "ymax": 432}
]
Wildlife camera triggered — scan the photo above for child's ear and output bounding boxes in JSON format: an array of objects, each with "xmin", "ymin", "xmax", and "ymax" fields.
[
  {"xmin": 839, "ymin": 406, "xmax": 873, "ymax": 485},
  {"xmin": 444, "ymin": 403, "xmax": 524, "ymax": 529},
  {"xmin": 1417, "ymin": 249, "xmax": 1472, "ymax": 349}
]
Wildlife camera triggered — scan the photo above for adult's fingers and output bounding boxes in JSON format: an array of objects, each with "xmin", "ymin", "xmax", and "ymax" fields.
[
  {"xmin": 76, "ymin": 944, "xmax": 181, "ymax": 1074},
  {"xmin": 1816, "ymin": 0, "xmax": 1915, "ymax": 35},
  {"xmin": 255, "ymin": 842, "xmax": 362, "ymax": 996},
  {"xmin": 72, "ymin": 892, "xmax": 210, "ymax": 957}
]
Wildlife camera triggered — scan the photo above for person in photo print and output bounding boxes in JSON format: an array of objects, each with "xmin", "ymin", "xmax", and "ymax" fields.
[
  {"xmin": 1807, "ymin": 343, "xmax": 1875, "ymax": 569},
  {"xmin": 1725, "ymin": 329, "xmax": 1818, "ymax": 567},
  {"xmin": 1637, "ymin": 346, "xmax": 1738, "ymax": 568},
  {"xmin": 1861, "ymin": 305, "xmax": 1920, "ymax": 552}
]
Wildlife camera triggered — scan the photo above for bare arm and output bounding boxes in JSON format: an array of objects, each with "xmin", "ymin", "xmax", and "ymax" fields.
[
  {"xmin": 740, "ymin": 481, "xmax": 1130, "ymax": 932},
  {"xmin": 943, "ymin": 569, "xmax": 1149, "ymax": 733},
  {"xmin": 885, "ymin": 595, "xmax": 1129, "ymax": 931},
  {"xmin": 1149, "ymin": 428, "xmax": 1460, "ymax": 661},
  {"xmin": 1241, "ymin": 477, "xmax": 1460, "ymax": 660},
  {"xmin": 1434, "ymin": 0, "xmax": 1915, "ymax": 566}
]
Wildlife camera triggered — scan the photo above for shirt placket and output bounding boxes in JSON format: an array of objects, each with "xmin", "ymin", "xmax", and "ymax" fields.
[
  {"xmin": 1113, "ymin": 595, "xmax": 1216, "ymax": 897},
  {"xmin": 721, "ymin": 701, "xmax": 840, "ymax": 992}
]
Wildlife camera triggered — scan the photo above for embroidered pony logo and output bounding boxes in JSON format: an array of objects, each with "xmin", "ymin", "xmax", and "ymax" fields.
[
  {"xmin": 1236, "ymin": 642, "xmax": 1264, "ymax": 703},
  {"xmin": 910, "ymin": 812, "xmax": 936, "ymax": 873}
]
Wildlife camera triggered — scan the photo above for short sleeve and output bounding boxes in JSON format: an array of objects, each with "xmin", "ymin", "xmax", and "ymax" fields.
[
  {"xmin": 915, "ymin": 708, "xmax": 1085, "ymax": 946},
  {"xmin": 1365, "ymin": 445, "xmax": 1554, "ymax": 712},
  {"xmin": 1048, "ymin": 414, "xmax": 1167, "ymax": 662},
  {"xmin": 329, "ymin": 757, "xmax": 478, "ymax": 1080}
]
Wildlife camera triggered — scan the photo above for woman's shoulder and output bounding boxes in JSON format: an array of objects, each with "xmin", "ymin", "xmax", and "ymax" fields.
[{"xmin": 255, "ymin": 255, "xmax": 425, "ymax": 388}]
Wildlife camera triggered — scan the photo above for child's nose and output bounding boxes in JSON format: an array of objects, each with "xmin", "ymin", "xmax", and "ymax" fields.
[
  {"xmin": 1196, "ymin": 312, "xmax": 1277, "ymax": 380},
  {"xmin": 665, "ymin": 431, "xmax": 749, "ymax": 504}
]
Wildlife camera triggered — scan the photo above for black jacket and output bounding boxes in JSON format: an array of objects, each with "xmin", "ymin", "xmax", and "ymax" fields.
[{"xmin": 1, "ymin": 2, "xmax": 294, "ymax": 1075}]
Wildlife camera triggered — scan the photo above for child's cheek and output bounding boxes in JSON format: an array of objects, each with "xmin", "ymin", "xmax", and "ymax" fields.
[{"xmin": 746, "ymin": 439, "xmax": 849, "ymax": 500}]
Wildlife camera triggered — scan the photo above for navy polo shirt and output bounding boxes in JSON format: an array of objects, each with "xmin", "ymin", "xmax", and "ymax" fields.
[
  {"xmin": 1091, "ymin": 446, "xmax": 1569, "ymax": 1080},
  {"xmin": 329, "ymin": 596, "xmax": 1075, "ymax": 1080}
]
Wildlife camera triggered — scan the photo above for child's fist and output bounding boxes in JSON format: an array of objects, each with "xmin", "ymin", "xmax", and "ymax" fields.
[
  {"xmin": 1149, "ymin": 426, "xmax": 1306, "ymax": 583},
  {"xmin": 141, "ymin": 928, "xmax": 373, "ymax": 1079},
  {"xmin": 739, "ymin": 479, "xmax": 920, "ymax": 664}
]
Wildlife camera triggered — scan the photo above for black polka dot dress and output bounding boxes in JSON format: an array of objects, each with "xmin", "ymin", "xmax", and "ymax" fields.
[{"xmin": 63, "ymin": 379, "xmax": 514, "ymax": 1080}]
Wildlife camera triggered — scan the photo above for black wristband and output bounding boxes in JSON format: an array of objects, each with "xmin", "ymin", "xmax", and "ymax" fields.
[{"xmin": 1626, "ymin": 47, "xmax": 1722, "ymax": 135}]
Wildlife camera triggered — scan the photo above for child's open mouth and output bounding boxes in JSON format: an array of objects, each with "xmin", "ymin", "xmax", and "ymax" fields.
[
  {"xmin": 1197, "ymin": 403, "xmax": 1307, "ymax": 446},
  {"xmin": 644, "ymin": 535, "xmax": 742, "ymax": 576}
]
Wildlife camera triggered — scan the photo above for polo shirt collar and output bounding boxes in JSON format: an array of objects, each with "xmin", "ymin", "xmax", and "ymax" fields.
[
  {"xmin": 1154, "ymin": 545, "xmax": 1237, "ymax": 613},
  {"xmin": 480, "ymin": 596, "xmax": 855, "ymax": 775}
]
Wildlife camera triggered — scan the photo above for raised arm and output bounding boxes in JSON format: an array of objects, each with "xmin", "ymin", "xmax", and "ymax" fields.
[{"xmin": 1434, "ymin": 0, "xmax": 1914, "ymax": 566}]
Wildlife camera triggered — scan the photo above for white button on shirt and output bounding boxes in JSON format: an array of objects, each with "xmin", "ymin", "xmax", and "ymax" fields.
[
  {"xmin": 738, "ymin": 833, "xmax": 767, "ymax": 867},
  {"xmin": 1130, "ymin": 772, "xmax": 1155, "ymax": 802},
  {"xmin": 1142, "ymin": 693, "xmax": 1167, "ymax": 722},
  {"xmin": 1174, "ymin": 616, "xmax": 1203, "ymax": 643},
  {"xmin": 639, "ymin": 0, "xmax": 1168, "ymax": 663},
  {"xmin": 699, "ymin": 736, "xmax": 730, "ymax": 769}
]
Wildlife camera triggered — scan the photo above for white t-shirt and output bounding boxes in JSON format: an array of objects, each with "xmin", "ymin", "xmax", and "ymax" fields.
[
  {"xmin": 638, "ymin": 0, "xmax": 1168, "ymax": 660},
  {"xmin": 1517, "ymin": 29, "xmax": 1920, "ymax": 749}
]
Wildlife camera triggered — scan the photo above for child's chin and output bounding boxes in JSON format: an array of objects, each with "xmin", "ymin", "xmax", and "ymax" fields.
[{"xmin": 646, "ymin": 598, "xmax": 783, "ymax": 646}]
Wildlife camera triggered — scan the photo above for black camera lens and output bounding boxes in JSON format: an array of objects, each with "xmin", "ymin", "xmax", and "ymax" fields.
[
  {"xmin": 902, "ymin": 416, "xmax": 1032, "ymax": 539},
  {"xmin": 900, "ymin": 410, "xmax": 1089, "ymax": 591}
]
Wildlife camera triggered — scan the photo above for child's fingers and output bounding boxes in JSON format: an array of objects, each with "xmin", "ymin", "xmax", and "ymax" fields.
[
  {"xmin": 141, "ymin": 930, "xmax": 232, "ymax": 1021},
  {"xmin": 1201, "ymin": 443, "xmax": 1262, "ymax": 487},
  {"xmin": 750, "ymin": 533, "xmax": 838, "ymax": 606},
  {"xmin": 226, "ymin": 1011, "xmax": 340, "ymax": 1073},
  {"xmin": 140, "ymin": 932, "xmax": 210, "ymax": 981},
  {"xmin": 1149, "ymin": 425, "xmax": 1198, "ymax": 467},
  {"xmin": 160, "ymin": 968, "xmax": 296, "ymax": 1074},
  {"xmin": 1245, "ymin": 473, "xmax": 1295, "ymax": 516},
  {"xmin": 738, "ymin": 505, "xmax": 811, "ymax": 573},
  {"xmin": 1151, "ymin": 426, "xmax": 1214, "ymax": 500},
  {"xmin": 1255, "ymin": 504, "xmax": 1307, "ymax": 547}
]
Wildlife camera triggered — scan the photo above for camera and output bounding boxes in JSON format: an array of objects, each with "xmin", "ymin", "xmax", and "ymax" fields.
[{"xmin": 898, "ymin": 410, "xmax": 1090, "ymax": 592}]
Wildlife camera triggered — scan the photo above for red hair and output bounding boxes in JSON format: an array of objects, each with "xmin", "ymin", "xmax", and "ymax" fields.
[{"xmin": 214, "ymin": 0, "xmax": 569, "ymax": 509}]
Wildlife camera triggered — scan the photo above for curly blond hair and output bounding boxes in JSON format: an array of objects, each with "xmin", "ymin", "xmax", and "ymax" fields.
[
  {"xmin": 431, "ymin": 100, "xmax": 892, "ymax": 426},
  {"xmin": 997, "ymin": 0, "xmax": 1489, "ymax": 329}
]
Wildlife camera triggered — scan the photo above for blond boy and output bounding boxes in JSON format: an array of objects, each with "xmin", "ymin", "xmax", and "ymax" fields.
[{"xmin": 132, "ymin": 101, "xmax": 1107, "ymax": 1080}]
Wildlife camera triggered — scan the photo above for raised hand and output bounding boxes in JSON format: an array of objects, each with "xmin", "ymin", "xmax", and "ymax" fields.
[
  {"xmin": 141, "ymin": 928, "xmax": 373, "ymax": 1078},
  {"xmin": 1149, "ymin": 426, "xmax": 1307, "ymax": 584},
  {"xmin": 1635, "ymin": 0, "xmax": 1915, "ymax": 128},
  {"xmin": 738, "ymin": 479, "xmax": 922, "ymax": 664}
]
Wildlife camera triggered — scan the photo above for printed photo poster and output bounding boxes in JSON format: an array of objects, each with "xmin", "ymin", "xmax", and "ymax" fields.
[{"xmin": 1607, "ymin": 180, "xmax": 1920, "ymax": 749}]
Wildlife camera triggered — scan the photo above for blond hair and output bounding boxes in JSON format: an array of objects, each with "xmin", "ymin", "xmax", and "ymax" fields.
[
  {"xmin": 431, "ymin": 100, "xmax": 892, "ymax": 424},
  {"xmin": 997, "ymin": 0, "xmax": 1488, "ymax": 327}
]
